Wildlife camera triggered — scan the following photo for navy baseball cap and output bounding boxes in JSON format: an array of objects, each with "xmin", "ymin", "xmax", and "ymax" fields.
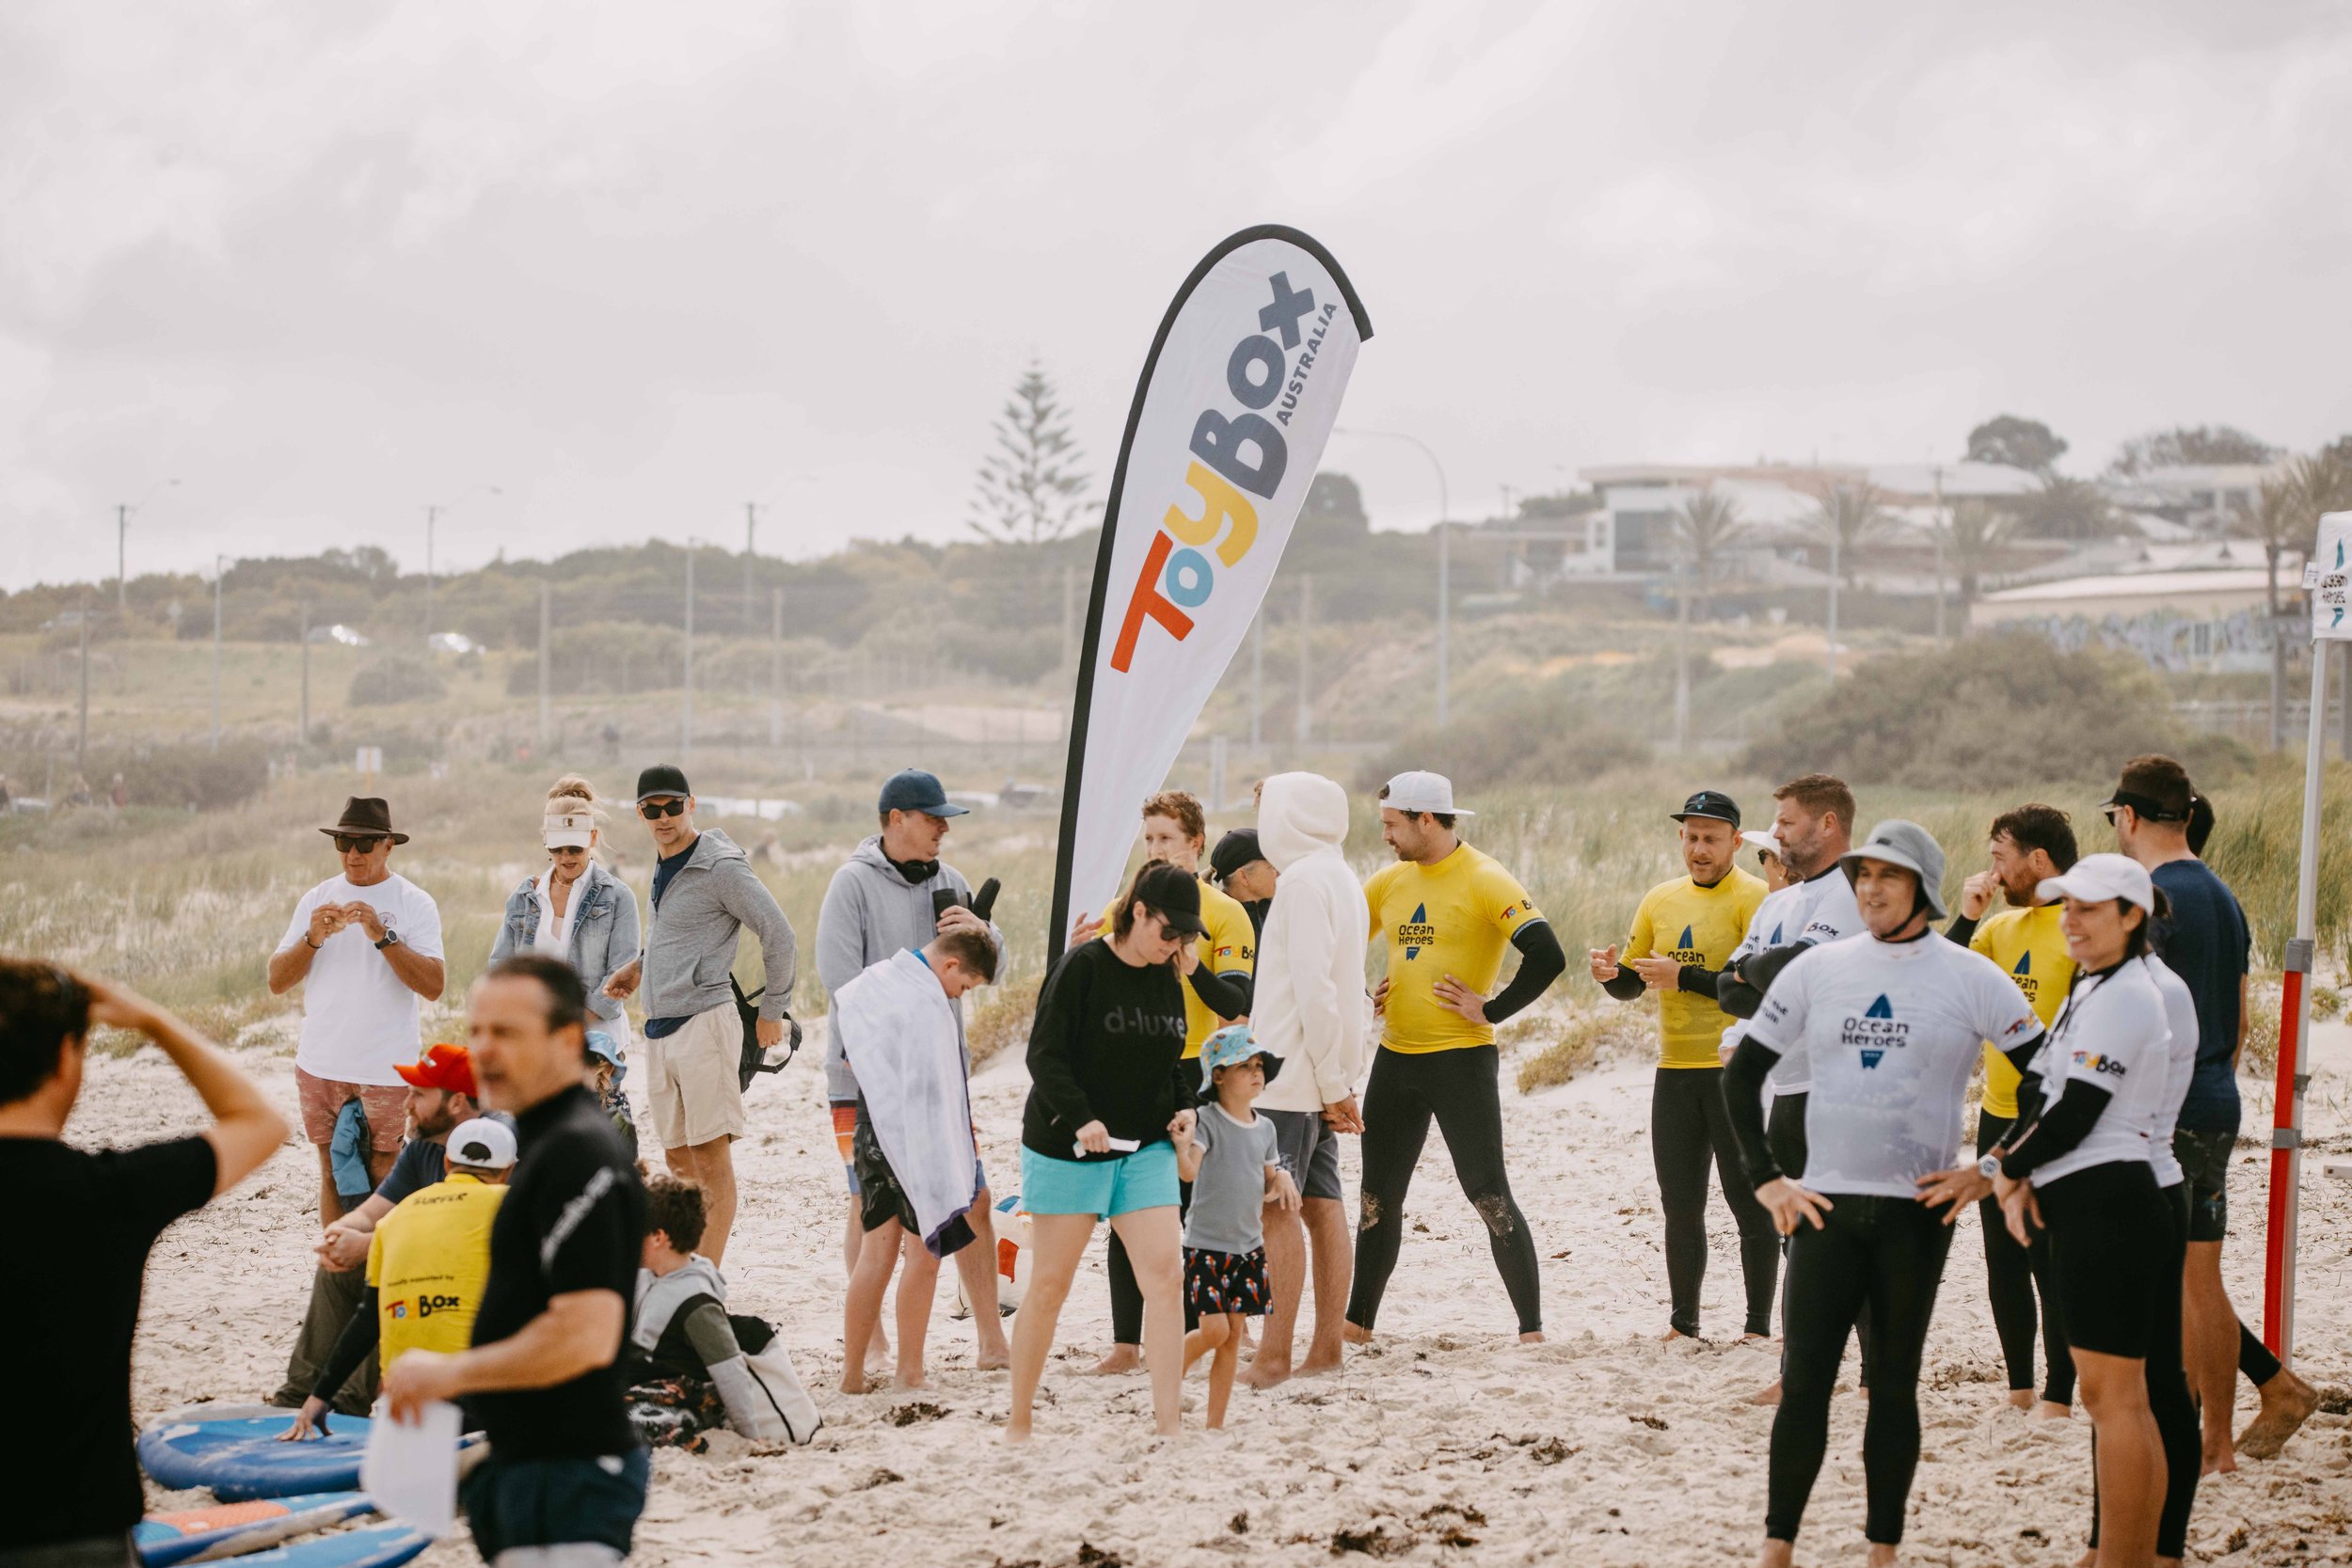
[
  {"xmin": 634, "ymin": 764, "xmax": 691, "ymax": 804},
  {"xmin": 1670, "ymin": 789, "xmax": 1740, "ymax": 828},
  {"xmin": 878, "ymin": 768, "xmax": 968, "ymax": 818}
]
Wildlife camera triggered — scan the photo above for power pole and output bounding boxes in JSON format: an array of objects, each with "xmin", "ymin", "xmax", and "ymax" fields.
[
  {"xmin": 1437, "ymin": 519, "xmax": 1452, "ymax": 729},
  {"xmin": 76, "ymin": 588, "xmax": 90, "ymax": 773},
  {"xmin": 1295, "ymin": 574, "xmax": 1313, "ymax": 748},
  {"xmin": 422, "ymin": 503, "xmax": 439, "ymax": 652},
  {"xmin": 744, "ymin": 502, "xmax": 759, "ymax": 632},
  {"xmin": 1249, "ymin": 609, "xmax": 1264, "ymax": 752},
  {"xmin": 116, "ymin": 506, "xmax": 130, "ymax": 618},
  {"xmin": 682, "ymin": 544, "xmax": 696, "ymax": 762},
  {"xmin": 537, "ymin": 579, "xmax": 552, "ymax": 750},
  {"xmin": 770, "ymin": 586, "xmax": 785, "ymax": 749},
  {"xmin": 299, "ymin": 601, "xmax": 310, "ymax": 745},
  {"xmin": 211, "ymin": 557, "xmax": 225, "ymax": 752},
  {"xmin": 1825, "ymin": 524, "xmax": 1842, "ymax": 679},
  {"xmin": 1931, "ymin": 467, "xmax": 1947, "ymax": 646},
  {"xmin": 1673, "ymin": 561, "xmax": 1691, "ymax": 752}
]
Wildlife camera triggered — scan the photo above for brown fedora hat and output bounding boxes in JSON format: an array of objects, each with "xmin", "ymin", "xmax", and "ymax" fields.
[{"xmin": 319, "ymin": 796, "xmax": 409, "ymax": 846}]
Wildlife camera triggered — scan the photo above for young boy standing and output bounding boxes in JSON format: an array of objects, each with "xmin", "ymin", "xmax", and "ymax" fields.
[
  {"xmin": 1177, "ymin": 1025, "xmax": 1301, "ymax": 1429},
  {"xmin": 834, "ymin": 927, "xmax": 999, "ymax": 1392}
]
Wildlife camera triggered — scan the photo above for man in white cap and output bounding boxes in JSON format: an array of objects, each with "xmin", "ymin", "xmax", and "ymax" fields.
[
  {"xmin": 281, "ymin": 1117, "xmax": 516, "ymax": 1441},
  {"xmin": 1349, "ymin": 770, "xmax": 1565, "ymax": 1346}
]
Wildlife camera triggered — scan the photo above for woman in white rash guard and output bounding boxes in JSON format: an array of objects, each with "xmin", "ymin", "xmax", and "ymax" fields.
[
  {"xmin": 1994, "ymin": 853, "xmax": 2198, "ymax": 1568},
  {"xmin": 1723, "ymin": 821, "xmax": 2046, "ymax": 1568}
]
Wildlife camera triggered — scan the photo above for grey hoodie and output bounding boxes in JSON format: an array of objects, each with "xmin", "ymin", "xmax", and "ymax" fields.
[
  {"xmin": 641, "ymin": 828, "xmax": 797, "ymax": 1024},
  {"xmin": 817, "ymin": 836, "xmax": 999, "ymax": 1101}
]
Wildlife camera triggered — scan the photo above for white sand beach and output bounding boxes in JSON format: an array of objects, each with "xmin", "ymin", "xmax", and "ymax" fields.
[{"xmin": 108, "ymin": 1015, "xmax": 2352, "ymax": 1567}]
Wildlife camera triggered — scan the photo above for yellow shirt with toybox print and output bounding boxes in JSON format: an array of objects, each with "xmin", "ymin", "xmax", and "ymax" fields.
[
  {"xmin": 367, "ymin": 1171, "xmax": 506, "ymax": 1371},
  {"xmin": 1971, "ymin": 902, "xmax": 2076, "ymax": 1119},
  {"xmin": 1624, "ymin": 869, "xmax": 1767, "ymax": 1069},
  {"xmin": 1098, "ymin": 876, "xmax": 1255, "ymax": 1058},
  {"xmin": 1366, "ymin": 843, "xmax": 1544, "ymax": 1053}
]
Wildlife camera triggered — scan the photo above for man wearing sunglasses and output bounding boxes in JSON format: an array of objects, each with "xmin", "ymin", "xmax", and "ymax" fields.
[
  {"xmin": 268, "ymin": 796, "xmax": 447, "ymax": 1226},
  {"xmin": 601, "ymin": 764, "xmax": 796, "ymax": 1267}
]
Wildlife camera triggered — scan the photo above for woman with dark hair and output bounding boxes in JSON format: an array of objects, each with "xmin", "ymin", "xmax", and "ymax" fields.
[
  {"xmin": 1993, "ymin": 853, "xmax": 2194, "ymax": 1568},
  {"xmin": 1005, "ymin": 861, "xmax": 1204, "ymax": 1441}
]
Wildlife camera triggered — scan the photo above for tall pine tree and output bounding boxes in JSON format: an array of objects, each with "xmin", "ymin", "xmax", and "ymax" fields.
[{"xmin": 969, "ymin": 361, "xmax": 1090, "ymax": 546}]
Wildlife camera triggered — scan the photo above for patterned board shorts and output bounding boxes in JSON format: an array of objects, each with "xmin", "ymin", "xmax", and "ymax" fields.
[{"xmin": 1184, "ymin": 1245, "xmax": 1271, "ymax": 1319}]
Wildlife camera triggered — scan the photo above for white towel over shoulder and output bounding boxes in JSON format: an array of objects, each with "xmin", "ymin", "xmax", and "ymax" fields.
[{"xmin": 834, "ymin": 948, "xmax": 979, "ymax": 1255}]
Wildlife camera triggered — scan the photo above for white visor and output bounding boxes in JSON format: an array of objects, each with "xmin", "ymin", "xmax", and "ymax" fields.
[{"xmin": 544, "ymin": 810, "xmax": 596, "ymax": 849}]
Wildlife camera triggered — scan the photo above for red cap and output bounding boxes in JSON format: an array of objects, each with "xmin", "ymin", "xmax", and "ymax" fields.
[{"xmin": 394, "ymin": 1042, "xmax": 476, "ymax": 1098}]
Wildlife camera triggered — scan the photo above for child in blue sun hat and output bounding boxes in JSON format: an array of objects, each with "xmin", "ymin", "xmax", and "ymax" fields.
[{"xmin": 1173, "ymin": 1023, "xmax": 1301, "ymax": 1428}]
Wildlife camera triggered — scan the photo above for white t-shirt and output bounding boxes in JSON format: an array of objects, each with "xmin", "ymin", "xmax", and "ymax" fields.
[
  {"xmin": 1724, "ymin": 867, "xmax": 1863, "ymax": 1094},
  {"xmin": 532, "ymin": 873, "xmax": 575, "ymax": 956},
  {"xmin": 2030, "ymin": 960, "xmax": 2173, "ymax": 1187},
  {"xmin": 1748, "ymin": 931, "xmax": 2044, "ymax": 1198},
  {"xmin": 277, "ymin": 872, "xmax": 446, "ymax": 1085},
  {"xmin": 2142, "ymin": 956, "xmax": 2198, "ymax": 1189}
]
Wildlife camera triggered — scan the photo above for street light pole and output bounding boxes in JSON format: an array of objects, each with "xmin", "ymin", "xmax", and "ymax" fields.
[{"xmin": 1334, "ymin": 428, "xmax": 1451, "ymax": 728}]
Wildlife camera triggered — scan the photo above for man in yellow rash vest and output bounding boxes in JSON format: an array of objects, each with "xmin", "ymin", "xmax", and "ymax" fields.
[
  {"xmin": 1945, "ymin": 804, "xmax": 2079, "ymax": 1418},
  {"xmin": 1067, "ymin": 788, "xmax": 1255, "ymax": 1374},
  {"xmin": 1590, "ymin": 789, "xmax": 1771, "ymax": 1342},
  {"xmin": 1349, "ymin": 771, "xmax": 1567, "ymax": 1345},
  {"xmin": 281, "ymin": 1117, "xmax": 516, "ymax": 1439}
]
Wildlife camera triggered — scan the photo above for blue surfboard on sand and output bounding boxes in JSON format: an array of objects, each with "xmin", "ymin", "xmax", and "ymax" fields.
[{"xmin": 135, "ymin": 1492, "xmax": 374, "ymax": 1566}]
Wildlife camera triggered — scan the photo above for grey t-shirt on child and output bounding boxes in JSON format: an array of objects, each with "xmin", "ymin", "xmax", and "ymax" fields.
[{"xmin": 1183, "ymin": 1105, "xmax": 1281, "ymax": 1256}]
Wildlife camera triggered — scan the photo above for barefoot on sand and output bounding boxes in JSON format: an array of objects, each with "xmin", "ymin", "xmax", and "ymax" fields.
[
  {"xmin": 1083, "ymin": 1344, "xmax": 1142, "ymax": 1376},
  {"xmin": 2236, "ymin": 1367, "xmax": 2321, "ymax": 1460}
]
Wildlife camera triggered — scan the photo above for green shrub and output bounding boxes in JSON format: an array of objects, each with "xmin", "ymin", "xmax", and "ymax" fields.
[
  {"xmin": 1740, "ymin": 634, "xmax": 2183, "ymax": 792},
  {"xmin": 1364, "ymin": 690, "xmax": 1649, "ymax": 796},
  {"xmin": 350, "ymin": 657, "xmax": 445, "ymax": 706}
]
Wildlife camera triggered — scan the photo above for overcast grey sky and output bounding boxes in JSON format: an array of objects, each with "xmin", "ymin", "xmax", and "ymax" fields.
[{"xmin": 6, "ymin": 0, "xmax": 2349, "ymax": 592}]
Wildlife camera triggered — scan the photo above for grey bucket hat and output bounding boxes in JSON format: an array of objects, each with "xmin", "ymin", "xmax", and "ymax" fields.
[{"xmin": 1839, "ymin": 819, "xmax": 1948, "ymax": 920}]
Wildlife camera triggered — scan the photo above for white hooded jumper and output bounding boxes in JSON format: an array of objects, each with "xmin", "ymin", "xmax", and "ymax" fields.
[{"xmin": 1253, "ymin": 772, "xmax": 1372, "ymax": 1115}]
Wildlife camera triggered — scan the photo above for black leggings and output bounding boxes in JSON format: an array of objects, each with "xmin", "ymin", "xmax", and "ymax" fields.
[
  {"xmin": 1767, "ymin": 1195, "xmax": 1955, "ymax": 1546},
  {"xmin": 1110, "ymin": 1058, "xmax": 1202, "ymax": 1344},
  {"xmin": 2087, "ymin": 1180, "xmax": 2201, "ymax": 1560},
  {"xmin": 1347, "ymin": 1045, "xmax": 1542, "ymax": 1336},
  {"xmin": 1652, "ymin": 1067, "xmax": 1778, "ymax": 1337},
  {"xmin": 1768, "ymin": 1092, "xmax": 1869, "ymax": 1378},
  {"xmin": 1976, "ymin": 1110, "xmax": 2074, "ymax": 1404}
]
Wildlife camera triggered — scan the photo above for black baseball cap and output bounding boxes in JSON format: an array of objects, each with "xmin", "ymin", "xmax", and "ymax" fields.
[
  {"xmin": 877, "ymin": 768, "xmax": 969, "ymax": 818},
  {"xmin": 1670, "ymin": 789, "xmax": 1740, "ymax": 828},
  {"xmin": 1131, "ymin": 863, "xmax": 1206, "ymax": 935},
  {"xmin": 1207, "ymin": 828, "xmax": 1265, "ymax": 884},
  {"xmin": 635, "ymin": 764, "xmax": 691, "ymax": 804}
]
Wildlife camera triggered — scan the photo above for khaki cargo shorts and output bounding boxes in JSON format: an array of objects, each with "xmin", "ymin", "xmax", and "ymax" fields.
[{"xmin": 643, "ymin": 1003, "xmax": 745, "ymax": 1148}]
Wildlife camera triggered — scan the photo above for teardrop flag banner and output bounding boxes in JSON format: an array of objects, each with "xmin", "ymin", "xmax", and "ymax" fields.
[{"xmin": 1050, "ymin": 226, "xmax": 1372, "ymax": 958}]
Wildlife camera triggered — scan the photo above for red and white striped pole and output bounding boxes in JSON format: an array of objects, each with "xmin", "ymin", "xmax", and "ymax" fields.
[{"xmin": 2269, "ymin": 517, "xmax": 2350, "ymax": 1362}]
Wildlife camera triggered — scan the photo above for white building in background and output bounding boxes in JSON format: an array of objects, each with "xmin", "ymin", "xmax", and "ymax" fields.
[{"xmin": 2100, "ymin": 463, "xmax": 2286, "ymax": 535}]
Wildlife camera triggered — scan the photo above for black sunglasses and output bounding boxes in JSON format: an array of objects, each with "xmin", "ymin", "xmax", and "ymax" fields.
[
  {"xmin": 638, "ymin": 798, "xmax": 688, "ymax": 819},
  {"xmin": 332, "ymin": 834, "xmax": 388, "ymax": 853}
]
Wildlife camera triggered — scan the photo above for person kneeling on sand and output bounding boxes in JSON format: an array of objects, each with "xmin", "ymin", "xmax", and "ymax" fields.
[
  {"xmin": 834, "ymin": 925, "xmax": 1000, "ymax": 1393},
  {"xmin": 624, "ymin": 1176, "xmax": 821, "ymax": 1449},
  {"xmin": 1177, "ymin": 1025, "xmax": 1299, "ymax": 1429},
  {"xmin": 281, "ymin": 1117, "xmax": 516, "ymax": 1441}
]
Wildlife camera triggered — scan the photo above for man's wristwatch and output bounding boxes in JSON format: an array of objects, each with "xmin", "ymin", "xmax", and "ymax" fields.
[
  {"xmin": 374, "ymin": 930, "xmax": 402, "ymax": 951},
  {"xmin": 1978, "ymin": 1153, "xmax": 2003, "ymax": 1180}
]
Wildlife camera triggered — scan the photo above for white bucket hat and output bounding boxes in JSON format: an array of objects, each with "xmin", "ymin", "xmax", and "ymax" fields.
[
  {"xmin": 1740, "ymin": 829, "xmax": 1783, "ymax": 857},
  {"xmin": 1382, "ymin": 770, "xmax": 1473, "ymax": 817},
  {"xmin": 544, "ymin": 809, "xmax": 596, "ymax": 849},
  {"xmin": 2037, "ymin": 852, "xmax": 2155, "ymax": 913}
]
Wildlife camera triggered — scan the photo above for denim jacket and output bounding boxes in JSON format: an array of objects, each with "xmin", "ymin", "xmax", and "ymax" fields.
[{"xmin": 488, "ymin": 859, "xmax": 641, "ymax": 1022}]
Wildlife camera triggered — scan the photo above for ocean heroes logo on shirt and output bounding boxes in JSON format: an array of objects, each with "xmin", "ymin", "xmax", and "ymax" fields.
[
  {"xmin": 1842, "ymin": 994, "xmax": 1909, "ymax": 1069},
  {"xmin": 2011, "ymin": 951, "xmax": 2041, "ymax": 1003},
  {"xmin": 1669, "ymin": 923, "xmax": 1703, "ymax": 965},
  {"xmin": 1399, "ymin": 903, "xmax": 1435, "ymax": 960}
]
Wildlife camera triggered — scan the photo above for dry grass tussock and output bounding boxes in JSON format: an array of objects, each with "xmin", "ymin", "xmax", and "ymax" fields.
[{"xmin": 1511, "ymin": 999, "xmax": 1658, "ymax": 1094}]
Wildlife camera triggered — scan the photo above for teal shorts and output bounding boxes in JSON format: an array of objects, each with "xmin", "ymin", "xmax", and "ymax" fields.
[{"xmin": 1020, "ymin": 1141, "xmax": 1179, "ymax": 1218}]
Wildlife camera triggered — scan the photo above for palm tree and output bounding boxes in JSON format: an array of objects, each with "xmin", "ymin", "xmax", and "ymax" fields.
[
  {"xmin": 1934, "ymin": 499, "xmax": 2019, "ymax": 622},
  {"xmin": 1808, "ymin": 480, "xmax": 1887, "ymax": 587},
  {"xmin": 2233, "ymin": 479, "xmax": 2299, "ymax": 617},
  {"xmin": 1672, "ymin": 488, "xmax": 1747, "ymax": 616}
]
